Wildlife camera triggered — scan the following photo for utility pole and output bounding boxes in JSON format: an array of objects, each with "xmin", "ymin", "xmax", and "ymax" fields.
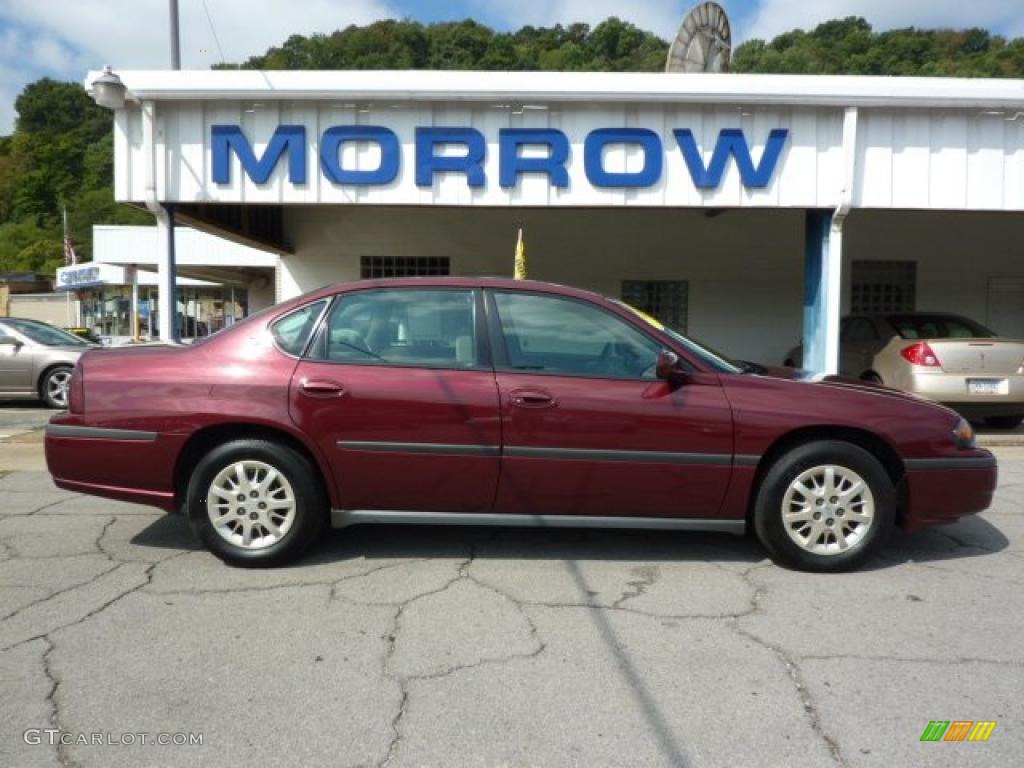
[{"xmin": 169, "ymin": 0, "xmax": 181, "ymax": 69}]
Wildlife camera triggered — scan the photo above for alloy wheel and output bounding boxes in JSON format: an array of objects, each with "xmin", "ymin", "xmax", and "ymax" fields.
[
  {"xmin": 781, "ymin": 464, "xmax": 875, "ymax": 556},
  {"xmin": 47, "ymin": 369, "xmax": 72, "ymax": 408},
  {"xmin": 206, "ymin": 460, "xmax": 297, "ymax": 550}
]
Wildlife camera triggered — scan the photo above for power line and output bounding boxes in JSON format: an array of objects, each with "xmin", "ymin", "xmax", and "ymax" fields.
[{"xmin": 200, "ymin": 0, "xmax": 227, "ymax": 65}]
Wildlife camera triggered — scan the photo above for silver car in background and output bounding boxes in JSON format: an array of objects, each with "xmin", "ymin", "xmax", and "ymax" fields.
[
  {"xmin": 0, "ymin": 318, "xmax": 97, "ymax": 408},
  {"xmin": 785, "ymin": 313, "xmax": 1024, "ymax": 429}
]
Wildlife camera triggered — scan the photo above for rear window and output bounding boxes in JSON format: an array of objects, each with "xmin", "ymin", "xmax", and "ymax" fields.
[
  {"xmin": 887, "ymin": 315, "xmax": 995, "ymax": 340},
  {"xmin": 271, "ymin": 300, "xmax": 327, "ymax": 355}
]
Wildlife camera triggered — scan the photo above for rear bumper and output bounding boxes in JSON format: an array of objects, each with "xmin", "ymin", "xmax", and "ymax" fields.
[
  {"xmin": 45, "ymin": 419, "xmax": 183, "ymax": 513},
  {"xmin": 906, "ymin": 372, "xmax": 1024, "ymax": 417},
  {"xmin": 901, "ymin": 452, "xmax": 998, "ymax": 530}
]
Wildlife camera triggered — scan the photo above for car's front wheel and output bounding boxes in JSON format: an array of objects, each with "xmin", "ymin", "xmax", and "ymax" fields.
[
  {"xmin": 41, "ymin": 365, "xmax": 73, "ymax": 409},
  {"xmin": 186, "ymin": 439, "xmax": 327, "ymax": 567},
  {"xmin": 753, "ymin": 440, "xmax": 895, "ymax": 572}
]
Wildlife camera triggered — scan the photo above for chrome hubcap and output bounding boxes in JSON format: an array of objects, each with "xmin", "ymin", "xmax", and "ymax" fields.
[
  {"xmin": 206, "ymin": 461, "xmax": 296, "ymax": 550},
  {"xmin": 48, "ymin": 370, "xmax": 71, "ymax": 407},
  {"xmin": 782, "ymin": 464, "xmax": 875, "ymax": 556}
]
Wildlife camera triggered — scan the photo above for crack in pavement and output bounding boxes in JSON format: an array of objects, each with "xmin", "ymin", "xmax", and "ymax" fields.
[
  {"xmin": 0, "ymin": 562, "xmax": 124, "ymax": 624},
  {"xmin": 731, "ymin": 564, "xmax": 848, "ymax": 768},
  {"xmin": 27, "ymin": 496, "xmax": 85, "ymax": 516},
  {"xmin": 611, "ymin": 564, "xmax": 660, "ymax": 609},
  {"xmin": 41, "ymin": 636, "xmax": 74, "ymax": 768},
  {"xmin": 1, "ymin": 551, "xmax": 191, "ymax": 654},
  {"xmin": 374, "ymin": 536, "xmax": 548, "ymax": 768}
]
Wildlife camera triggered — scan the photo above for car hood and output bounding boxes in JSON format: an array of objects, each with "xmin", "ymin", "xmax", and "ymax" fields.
[{"xmin": 752, "ymin": 364, "xmax": 948, "ymax": 409}]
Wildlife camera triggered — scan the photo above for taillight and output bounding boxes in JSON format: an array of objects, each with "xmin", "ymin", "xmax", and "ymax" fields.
[
  {"xmin": 68, "ymin": 364, "xmax": 84, "ymax": 414},
  {"xmin": 900, "ymin": 342, "xmax": 941, "ymax": 368}
]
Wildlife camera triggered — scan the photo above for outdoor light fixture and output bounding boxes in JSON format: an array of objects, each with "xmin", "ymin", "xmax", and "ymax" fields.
[{"xmin": 91, "ymin": 66, "xmax": 127, "ymax": 110}]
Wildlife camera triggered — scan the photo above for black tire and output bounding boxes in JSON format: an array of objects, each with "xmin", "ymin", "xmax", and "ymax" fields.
[
  {"xmin": 753, "ymin": 440, "xmax": 895, "ymax": 572},
  {"xmin": 40, "ymin": 365, "xmax": 74, "ymax": 409},
  {"xmin": 985, "ymin": 415, "xmax": 1023, "ymax": 430},
  {"xmin": 861, "ymin": 372, "xmax": 883, "ymax": 385},
  {"xmin": 186, "ymin": 439, "xmax": 327, "ymax": 567}
]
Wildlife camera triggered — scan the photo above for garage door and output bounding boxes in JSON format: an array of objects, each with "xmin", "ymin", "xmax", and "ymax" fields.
[{"xmin": 987, "ymin": 277, "xmax": 1024, "ymax": 339}]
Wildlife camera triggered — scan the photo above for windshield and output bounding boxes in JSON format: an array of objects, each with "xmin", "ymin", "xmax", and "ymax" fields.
[
  {"xmin": 613, "ymin": 300, "xmax": 743, "ymax": 374},
  {"xmin": 1, "ymin": 318, "xmax": 89, "ymax": 347},
  {"xmin": 887, "ymin": 314, "xmax": 996, "ymax": 340}
]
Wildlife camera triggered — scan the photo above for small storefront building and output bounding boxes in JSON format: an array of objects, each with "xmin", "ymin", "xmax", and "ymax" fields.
[{"xmin": 86, "ymin": 69, "xmax": 1024, "ymax": 368}]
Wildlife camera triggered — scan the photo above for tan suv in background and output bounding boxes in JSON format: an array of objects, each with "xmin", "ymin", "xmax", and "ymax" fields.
[
  {"xmin": 785, "ymin": 313, "xmax": 1024, "ymax": 430},
  {"xmin": 0, "ymin": 318, "xmax": 97, "ymax": 409}
]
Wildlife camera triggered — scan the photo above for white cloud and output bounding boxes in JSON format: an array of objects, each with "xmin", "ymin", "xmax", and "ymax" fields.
[
  {"xmin": 0, "ymin": 0, "xmax": 397, "ymax": 131},
  {"xmin": 741, "ymin": 0, "xmax": 1024, "ymax": 43}
]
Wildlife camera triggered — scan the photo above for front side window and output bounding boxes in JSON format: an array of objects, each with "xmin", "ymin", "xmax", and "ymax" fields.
[
  {"xmin": 271, "ymin": 300, "xmax": 326, "ymax": 356},
  {"xmin": 314, "ymin": 289, "xmax": 477, "ymax": 368},
  {"xmin": 493, "ymin": 292, "xmax": 661, "ymax": 379}
]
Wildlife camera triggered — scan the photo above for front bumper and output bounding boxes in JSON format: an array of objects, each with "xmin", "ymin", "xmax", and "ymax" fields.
[{"xmin": 901, "ymin": 452, "xmax": 998, "ymax": 530}]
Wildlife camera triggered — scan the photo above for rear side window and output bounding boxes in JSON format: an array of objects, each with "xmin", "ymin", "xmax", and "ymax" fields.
[
  {"xmin": 313, "ymin": 289, "xmax": 478, "ymax": 368},
  {"xmin": 888, "ymin": 315, "xmax": 995, "ymax": 340},
  {"xmin": 271, "ymin": 300, "xmax": 327, "ymax": 356}
]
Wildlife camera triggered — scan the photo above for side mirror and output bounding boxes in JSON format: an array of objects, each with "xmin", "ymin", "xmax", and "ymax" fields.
[
  {"xmin": 0, "ymin": 335, "xmax": 21, "ymax": 348},
  {"xmin": 655, "ymin": 350, "xmax": 687, "ymax": 386}
]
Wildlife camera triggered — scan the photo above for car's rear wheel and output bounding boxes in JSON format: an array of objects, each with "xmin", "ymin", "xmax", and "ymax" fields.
[
  {"xmin": 985, "ymin": 415, "xmax": 1023, "ymax": 430},
  {"xmin": 753, "ymin": 440, "xmax": 895, "ymax": 572},
  {"xmin": 186, "ymin": 439, "xmax": 327, "ymax": 567},
  {"xmin": 41, "ymin": 365, "xmax": 73, "ymax": 409}
]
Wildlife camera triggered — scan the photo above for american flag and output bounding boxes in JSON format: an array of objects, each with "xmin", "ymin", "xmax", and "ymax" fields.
[{"xmin": 63, "ymin": 208, "xmax": 78, "ymax": 266}]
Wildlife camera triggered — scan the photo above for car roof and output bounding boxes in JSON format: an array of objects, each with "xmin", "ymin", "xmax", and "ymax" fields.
[{"xmin": 306, "ymin": 277, "xmax": 609, "ymax": 304}]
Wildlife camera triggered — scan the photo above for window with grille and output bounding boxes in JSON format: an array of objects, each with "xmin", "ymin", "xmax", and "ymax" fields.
[
  {"xmin": 620, "ymin": 280, "xmax": 689, "ymax": 333},
  {"xmin": 851, "ymin": 261, "xmax": 916, "ymax": 314},
  {"xmin": 360, "ymin": 257, "xmax": 450, "ymax": 279}
]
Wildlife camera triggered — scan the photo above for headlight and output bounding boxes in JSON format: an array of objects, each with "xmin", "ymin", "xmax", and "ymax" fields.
[{"xmin": 952, "ymin": 417, "xmax": 975, "ymax": 450}]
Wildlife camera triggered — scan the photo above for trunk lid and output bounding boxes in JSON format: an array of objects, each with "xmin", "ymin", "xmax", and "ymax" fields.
[{"xmin": 927, "ymin": 339, "xmax": 1024, "ymax": 375}]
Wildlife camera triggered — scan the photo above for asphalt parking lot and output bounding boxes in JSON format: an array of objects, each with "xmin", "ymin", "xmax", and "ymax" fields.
[{"xmin": 0, "ymin": 417, "xmax": 1021, "ymax": 768}]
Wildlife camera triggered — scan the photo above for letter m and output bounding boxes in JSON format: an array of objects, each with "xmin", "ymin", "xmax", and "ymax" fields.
[
  {"xmin": 212, "ymin": 125, "xmax": 306, "ymax": 184},
  {"xmin": 674, "ymin": 128, "xmax": 788, "ymax": 189},
  {"xmin": 920, "ymin": 721, "xmax": 949, "ymax": 742}
]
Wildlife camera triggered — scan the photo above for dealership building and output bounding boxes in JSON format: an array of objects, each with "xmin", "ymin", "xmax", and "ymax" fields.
[{"xmin": 86, "ymin": 69, "xmax": 1024, "ymax": 370}]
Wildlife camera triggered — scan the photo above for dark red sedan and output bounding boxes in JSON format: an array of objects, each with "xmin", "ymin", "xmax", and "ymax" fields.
[{"xmin": 45, "ymin": 278, "xmax": 997, "ymax": 571}]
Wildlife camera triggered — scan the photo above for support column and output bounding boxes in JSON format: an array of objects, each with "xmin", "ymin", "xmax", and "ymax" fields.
[
  {"xmin": 128, "ymin": 266, "xmax": 139, "ymax": 341},
  {"xmin": 157, "ymin": 206, "xmax": 179, "ymax": 343},
  {"xmin": 803, "ymin": 209, "xmax": 842, "ymax": 374}
]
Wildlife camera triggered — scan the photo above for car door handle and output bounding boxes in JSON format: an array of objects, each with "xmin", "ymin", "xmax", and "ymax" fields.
[
  {"xmin": 299, "ymin": 379, "xmax": 347, "ymax": 398},
  {"xmin": 509, "ymin": 389, "xmax": 556, "ymax": 409}
]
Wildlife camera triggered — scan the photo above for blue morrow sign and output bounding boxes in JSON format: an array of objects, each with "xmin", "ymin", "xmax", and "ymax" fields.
[{"xmin": 211, "ymin": 125, "xmax": 789, "ymax": 191}]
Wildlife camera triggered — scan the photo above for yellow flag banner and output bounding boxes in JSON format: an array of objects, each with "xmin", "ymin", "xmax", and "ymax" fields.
[{"xmin": 513, "ymin": 228, "xmax": 526, "ymax": 280}]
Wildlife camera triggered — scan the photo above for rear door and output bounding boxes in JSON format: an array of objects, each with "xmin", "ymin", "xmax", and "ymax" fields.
[
  {"xmin": 288, "ymin": 287, "xmax": 501, "ymax": 513},
  {"xmin": 487, "ymin": 289, "xmax": 734, "ymax": 518}
]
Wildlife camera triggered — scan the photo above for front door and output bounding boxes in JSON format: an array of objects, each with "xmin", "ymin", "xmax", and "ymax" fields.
[
  {"xmin": 487, "ymin": 290, "xmax": 734, "ymax": 518},
  {"xmin": 0, "ymin": 329, "xmax": 33, "ymax": 392},
  {"xmin": 289, "ymin": 287, "xmax": 501, "ymax": 513}
]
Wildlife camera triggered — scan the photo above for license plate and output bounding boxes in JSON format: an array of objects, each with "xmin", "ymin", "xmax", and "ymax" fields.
[{"xmin": 968, "ymin": 378, "xmax": 1008, "ymax": 395}]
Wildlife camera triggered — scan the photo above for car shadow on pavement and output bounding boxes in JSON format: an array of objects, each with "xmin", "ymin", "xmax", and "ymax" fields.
[
  {"xmin": 872, "ymin": 514, "xmax": 1009, "ymax": 568},
  {"xmin": 130, "ymin": 513, "xmax": 1008, "ymax": 570}
]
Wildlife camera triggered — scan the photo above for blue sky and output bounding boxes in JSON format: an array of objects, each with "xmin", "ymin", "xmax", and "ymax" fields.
[{"xmin": 0, "ymin": 0, "xmax": 1022, "ymax": 133}]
